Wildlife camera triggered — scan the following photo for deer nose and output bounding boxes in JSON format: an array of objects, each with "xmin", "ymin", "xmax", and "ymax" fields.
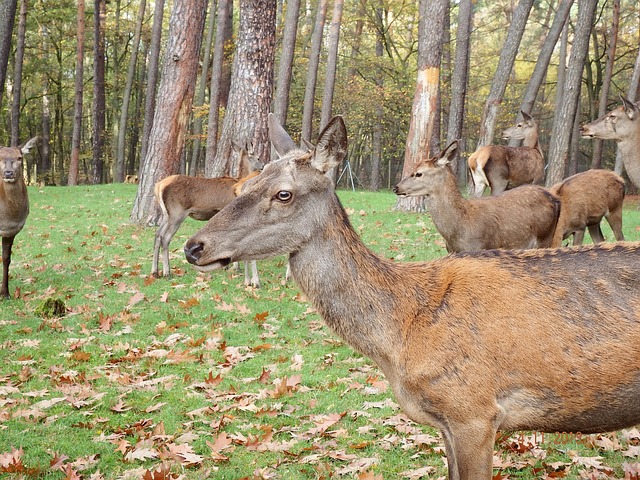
[
  {"xmin": 392, "ymin": 185, "xmax": 399, "ymax": 194},
  {"xmin": 184, "ymin": 242, "xmax": 204, "ymax": 264}
]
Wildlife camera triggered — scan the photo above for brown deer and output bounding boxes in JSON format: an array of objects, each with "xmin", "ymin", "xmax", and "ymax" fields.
[
  {"xmin": 0, "ymin": 137, "xmax": 38, "ymax": 299},
  {"xmin": 468, "ymin": 111, "xmax": 545, "ymax": 196},
  {"xmin": 183, "ymin": 114, "xmax": 640, "ymax": 480},
  {"xmin": 581, "ymin": 96, "xmax": 640, "ymax": 191},
  {"xmin": 549, "ymin": 169, "xmax": 625, "ymax": 247},
  {"xmin": 394, "ymin": 140, "xmax": 559, "ymax": 252},
  {"xmin": 151, "ymin": 146, "xmax": 262, "ymax": 284}
]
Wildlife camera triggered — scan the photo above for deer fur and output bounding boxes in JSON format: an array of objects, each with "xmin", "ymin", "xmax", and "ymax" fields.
[
  {"xmin": 151, "ymin": 146, "xmax": 262, "ymax": 285},
  {"xmin": 468, "ymin": 111, "xmax": 545, "ymax": 196},
  {"xmin": 581, "ymin": 96, "xmax": 640, "ymax": 191},
  {"xmin": 0, "ymin": 137, "xmax": 38, "ymax": 299},
  {"xmin": 394, "ymin": 140, "xmax": 560, "ymax": 252},
  {"xmin": 549, "ymin": 169, "xmax": 625, "ymax": 247},
  {"xmin": 183, "ymin": 114, "xmax": 640, "ymax": 480}
]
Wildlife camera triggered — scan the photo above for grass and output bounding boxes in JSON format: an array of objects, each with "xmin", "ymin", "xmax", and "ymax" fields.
[{"xmin": 0, "ymin": 183, "xmax": 639, "ymax": 479}]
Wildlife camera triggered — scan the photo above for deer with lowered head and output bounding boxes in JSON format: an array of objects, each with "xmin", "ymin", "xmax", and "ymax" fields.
[
  {"xmin": 549, "ymin": 169, "xmax": 625, "ymax": 247},
  {"xmin": 468, "ymin": 111, "xmax": 545, "ymax": 196},
  {"xmin": 581, "ymin": 95, "xmax": 640, "ymax": 191},
  {"xmin": 0, "ymin": 137, "xmax": 38, "ymax": 299},
  {"xmin": 394, "ymin": 140, "xmax": 560, "ymax": 252},
  {"xmin": 183, "ymin": 114, "xmax": 640, "ymax": 480},
  {"xmin": 151, "ymin": 145, "xmax": 262, "ymax": 285}
]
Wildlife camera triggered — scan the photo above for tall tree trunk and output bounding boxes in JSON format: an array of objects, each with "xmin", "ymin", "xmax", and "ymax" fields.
[
  {"xmin": 0, "ymin": 0, "xmax": 17, "ymax": 114},
  {"xmin": 92, "ymin": 0, "xmax": 106, "ymax": 184},
  {"xmin": 68, "ymin": 0, "xmax": 85, "ymax": 186},
  {"xmin": 131, "ymin": 0, "xmax": 207, "ymax": 225},
  {"xmin": 546, "ymin": 0, "xmax": 598, "ymax": 186},
  {"xmin": 208, "ymin": 0, "xmax": 276, "ymax": 177},
  {"xmin": 9, "ymin": 0, "xmax": 26, "ymax": 147},
  {"xmin": 301, "ymin": 0, "xmax": 328, "ymax": 144},
  {"xmin": 395, "ymin": 0, "xmax": 448, "ymax": 212},
  {"xmin": 446, "ymin": 0, "xmax": 473, "ymax": 186},
  {"xmin": 204, "ymin": 0, "xmax": 232, "ymax": 176},
  {"xmin": 370, "ymin": 0, "xmax": 384, "ymax": 191},
  {"xmin": 591, "ymin": 0, "xmax": 619, "ymax": 169},
  {"xmin": 115, "ymin": 0, "xmax": 146, "ymax": 183},
  {"xmin": 476, "ymin": 0, "xmax": 534, "ymax": 149},
  {"xmin": 138, "ymin": 0, "xmax": 165, "ymax": 175},
  {"xmin": 273, "ymin": 0, "xmax": 301, "ymax": 126},
  {"xmin": 40, "ymin": 24, "xmax": 51, "ymax": 176}
]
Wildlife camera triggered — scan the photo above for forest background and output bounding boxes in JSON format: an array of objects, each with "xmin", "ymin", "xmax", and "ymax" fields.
[{"xmin": 0, "ymin": 0, "xmax": 638, "ymax": 218}]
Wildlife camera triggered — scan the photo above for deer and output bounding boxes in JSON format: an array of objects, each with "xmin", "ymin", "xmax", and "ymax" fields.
[
  {"xmin": 151, "ymin": 145, "xmax": 262, "ymax": 286},
  {"xmin": 468, "ymin": 111, "xmax": 545, "ymax": 197},
  {"xmin": 183, "ymin": 114, "xmax": 640, "ymax": 480},
  {"xmin": 0, "ymin": 137, "xmax": 38, "ymax": 299},
  {"xmin": 394, "ymin": 140, "xmax": 560, "ymax": 252},
  {"xmin": 548, "ymin": 169, "xmax": 625, "ymax": 247},
  {"xmin": 581, "ymin": 95, "xmax": 640, "ymax": 191}
]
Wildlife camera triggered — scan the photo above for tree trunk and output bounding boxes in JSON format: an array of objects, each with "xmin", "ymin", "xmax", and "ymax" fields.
[
  {"xmin": 0, "ymin": 0, "xmax": 17, "ymax": 113},
  {"xmin": 273, "ymin": 0, "xmax": 301, "ymax": 126},
  {"xmin": 208, "ymin": 0, "xmax": 276, "ymax": 178},
  {"xmin": 546, "ymin": 0, "xmax": 598, "ymax": 186},
  {"xmin": 395, "ymin": 0, "xmax": 448, "ymax": 212},
  {"xmin": 591, "ymin": 0, "xmax": 619, "ymax": 169},
  {"xmin": 131, "ymin": 0, "xmax": 207, "ymax": 225},
  {"xmin": 476, "ymin": 0, "xmax": 534, "ymax": 149},
  {"xmin": 9, "ymin": 0, "xmax": 26, "ymax": 147},
  {"xmin": 115, "ymin": 0, "xmax": 146, "ymax": 183},
  {"xmin": 68, "ymin": 0, "xmax": 85, "ymax": 186},
  {"xmin": 92, "ymin": 0, "xmax": 106, "ymax": 184},
  {"xmin": 204, "ymin": 0, "xmax": 231, "ymax": 176},
  {"xmin": 301, "ymin": 0, "xmax": 328, "ymax": 144},
  {"xmin": 370, "ymin": 0, "xmax": 384, "ymax": 191}
]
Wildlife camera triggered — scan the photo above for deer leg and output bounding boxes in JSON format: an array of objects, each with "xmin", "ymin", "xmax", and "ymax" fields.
[
  {"xmin": 151, "ymin": 222, "xmax": 166, "ymax": 277},
  {"xmin": 1, "ymin": 236, "xmax": 15, "ymax": 299},
  {"xmin": 605, "ymin": 208, "xmax": 625, "ymax": 241},
  {"xmin": 244, "ymin": 261, "xmax": 260, "ymax": 288},
  {"xmin": 572, "ymin": 228, "xmax": 586, "ymax": 246},
  {"xmin": 441, "ymin": 420, "xmax": 497, "ymax": 480},
  {"xmin": 587, "ymin": 224, "xmax": 605, "ymax": 244},
  {"xmin": 159, "ymin": 218, "xmax": 185, "ymax": 278}
]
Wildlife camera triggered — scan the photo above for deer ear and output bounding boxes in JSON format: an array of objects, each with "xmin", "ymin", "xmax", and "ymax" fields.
[
  {"xmin": 620, "ymin": 96, "xmax": 639, "ymax": 119},
  {"xmin": 521, "ymin": 110, "xmax": 533, "ymax": 122},
  {"xmin": 268, "ymin": 113, "xmax": 298, "ymax": 156},
  {"xmin": 438, "ymin": 140, "xmax": 458, "ymax": 165},
  {"xmin": 311, "ymin": 116, "xmax": 348, "ymax": 174}
]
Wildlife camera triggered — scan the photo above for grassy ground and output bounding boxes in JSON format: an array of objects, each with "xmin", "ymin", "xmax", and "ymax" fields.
[{"xmin": 0, "ymin": 184, "xmax": 639, "ymax": 479}]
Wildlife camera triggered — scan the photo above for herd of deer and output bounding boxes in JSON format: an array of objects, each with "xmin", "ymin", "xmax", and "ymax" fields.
[{"xmin": 2, "ymin": 98, "xmax": 640, "ymax": 480}]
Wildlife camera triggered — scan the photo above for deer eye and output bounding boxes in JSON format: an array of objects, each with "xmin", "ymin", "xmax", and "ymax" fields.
[
  {"xmin": 414, "ymin": 172, "xmax": 422, "ymax": 178},
  {"xmin": 275, "ymin": 190, "xmax": 292, "ymax": 202}
]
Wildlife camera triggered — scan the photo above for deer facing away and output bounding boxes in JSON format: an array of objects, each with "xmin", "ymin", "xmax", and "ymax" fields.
[
  {"xmin": 581, "ymin": 96, "xmax": 640, "ymax": 191},
  {"xmin": 183, "ymin": 114, "xmax": 640, "ymax": 480},
  {"xmin": 468, "ymin": 111, "xmax": 545, "ymax": 196},
  {"xmin": 549, "ymin": 169, "xmax": 625, "ymax": 247},
  {"xmin": 152, "ymin": 146, "xmax": 262, "ymax": 285},
  {"xmin": 0, "ymin": 137, "xmax": 38, "ymax": 299},
  {"xmin": 394, "ymin": 140, "xmax": 560, "ymax": 252}
]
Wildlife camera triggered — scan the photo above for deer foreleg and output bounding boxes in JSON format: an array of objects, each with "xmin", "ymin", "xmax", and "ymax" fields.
[
  {"xmin": 587, "ymin": 224, "xmax": 605, "ymax": 244},
  {"xmin": 442, "ymin": 420, "xmax": 497, "ymax": 480},
  {"xmin": 1, "ymin": 236, "xmax": 15, "ymax": 299},
  {"xmin": 243, "ymin": 261, "xmax": 260, "ymax": 288}
]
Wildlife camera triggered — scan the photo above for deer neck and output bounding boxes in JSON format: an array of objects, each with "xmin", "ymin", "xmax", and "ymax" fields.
[
  {"xmin": 617, "ymin": 131, "xmax": 640, "ymax": 187},
  {"xmin": 423, "ymin": 171, "xmax": 467, "ymax": 242},
  {"xmin": 522, "ymin": 129, "xmax": 542, "ymax": 154}
]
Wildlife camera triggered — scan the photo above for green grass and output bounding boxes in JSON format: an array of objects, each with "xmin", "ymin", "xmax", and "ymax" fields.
[{"xmin": 0, "ymin": 184, "xmax": 639, "ymax": 479}]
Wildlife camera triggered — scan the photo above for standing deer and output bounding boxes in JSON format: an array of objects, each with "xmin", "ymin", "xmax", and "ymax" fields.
[
  {"xmin": 152, "ymin": 146, "xmax": 262, "ymax": 285},
  {"xmin": 184, "ymin": 114, "xmax": 640, "ymax": 480},
  {"xmin": 581, "ymin": 95, "xmax": 640, "ymax": 191},
  {"xmin": 468, "ymin": 111, "xmax": 545, "ymax": 196},
  {"xmin": 0, "ymin": 137, "xmax": 38, "ymax": 299},
  {"xmin": 394, "ymin": 140, "xmax": 559, "ymax": 252},
  {"xmin": 549, "ymin": 169, "xmax": 625, "ymax": 247}
]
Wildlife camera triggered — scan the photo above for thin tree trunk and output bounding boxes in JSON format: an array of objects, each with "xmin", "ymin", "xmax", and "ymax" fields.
[
  {"xmin": 9, "ymin": 0, "xmax": 26, "ymax": 147},
  {"xmin": 92, "ymin": 0, "xmax": 106, "ymax": 184},
  {"xmin": 40, "ymin": 25, "xmax": 50, "ymax": 175},
  {"xmin": 273, "ymin": 0, "xmax": 301, "ymax": 126},
  {"xmin": 68, "ymin": 0, "xmax": 85, "ymax": 186},
  {"xmin": 370, "ymin": 0, "xmax": 384, "ymax": 191},
  {"xmin": 0, "ymin": 0, "xmax": 17, "ymax": 112}
]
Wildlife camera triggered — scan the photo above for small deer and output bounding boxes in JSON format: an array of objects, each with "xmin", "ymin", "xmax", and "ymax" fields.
[
  {"xmin": 394, "ymin": 140, "xmax": 560, "ymax": 252},
  {"xmin": 0, "ymin": 137, "xmax": 38, "ymax": 299},
  {"xmin": 184, "ymin": 114, "xmax": 640, "ymax": 480},
  {"xmin": 468, "ymin": 111, "xmax": 545, "ymax": 196},
  {"xmin": 549, "ymin": 169, "xmax": 625, "ymax": 247},
  {"xmin": 151, "ymin": 146, "xmax": 262, "ymax": 285},
  {"xmin": 581, "ymin": 96, "xmax": 640, "ymax": 191}
]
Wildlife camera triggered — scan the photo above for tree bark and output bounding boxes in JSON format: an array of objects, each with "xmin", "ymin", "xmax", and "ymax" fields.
[
  {"xmin": 546, "ymin": 0, "xmax": 598, "ymax": 186},
  {"xmin": 68, "ymin": 0, "xmax": 85, "ymax": 186},
  {"xmin": 131, "ymin": 0, "xmax": 207, "ymax": 225},
  {"xmin": 92, "ymin": 0, "xmax": 106, "ymax": 184},
  {"xmin": 9, "ymin": 0, "xmax": 26, "ymax": 147},
  {"xmin": 273, "ymin": 0, "xmax": 301, "ymax": 126},
  {"xmin": 0, "ymin": 0, "xmax": 17, "ymax": 112}
]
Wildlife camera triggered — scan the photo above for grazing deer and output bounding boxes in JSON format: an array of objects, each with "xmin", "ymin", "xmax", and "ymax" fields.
[
  {"xmin": 394, "ymin": 140, "xmax": 559, "ymax": 252},
  {"xmin": 581, "ymin": 96, "xmax": 640, "ymax": 191},
  {"xmin": 184, "ymin": 114, "xmax": 640, "ymax": 480},
  {"xmin": 468, "ymin": 111, "xmax": 545, "ymax": 196},
  {"xmin": 549, "ymin": 169, "xmax": 625, "ymax": 247},
  {"xmin": 0, "ymin": 137, "xmax": 38, "ymax": 299},
  {"xmin": 151, "ymin": 146, "xmax": 262, "ymax": 285}
]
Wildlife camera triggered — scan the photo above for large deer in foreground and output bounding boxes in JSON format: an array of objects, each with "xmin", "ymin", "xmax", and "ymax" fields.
[
  {"xmin": 0, "ymin": 137, "xmax": 38, "ymax": 299},
  {"xmin": 581, "ymin": 96, "xmax": 640, "ymax": 191},
  {"xmin": 549, "ymin": 169, "xmax": 625, "ymax": 247},
  {"xmin": 394, "ymin": 140, "xmax": 559, "ymax": 252},
  {"xmin": 468, "ymin": 111, "xmax": 545, "ymax": 196},
  {"xmin": 184, "ymin": 114, "xmax": 640, "ymax": 480},
  {"xmin": 152, "ymin": 146, "xmax": 262, "ymax": 285}
]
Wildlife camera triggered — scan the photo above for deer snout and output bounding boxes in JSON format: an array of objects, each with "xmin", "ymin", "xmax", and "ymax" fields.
[
  {"xmin": 3, "ymin": 170, "xmax": 15, "ymax": 182},
  {"xmin": 579, "ymin": 125, "xmax": 594, "ymax": 138},
  {"xmin": 184, "ymin": 242, "xmax": 204, "ymax": 264}
]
